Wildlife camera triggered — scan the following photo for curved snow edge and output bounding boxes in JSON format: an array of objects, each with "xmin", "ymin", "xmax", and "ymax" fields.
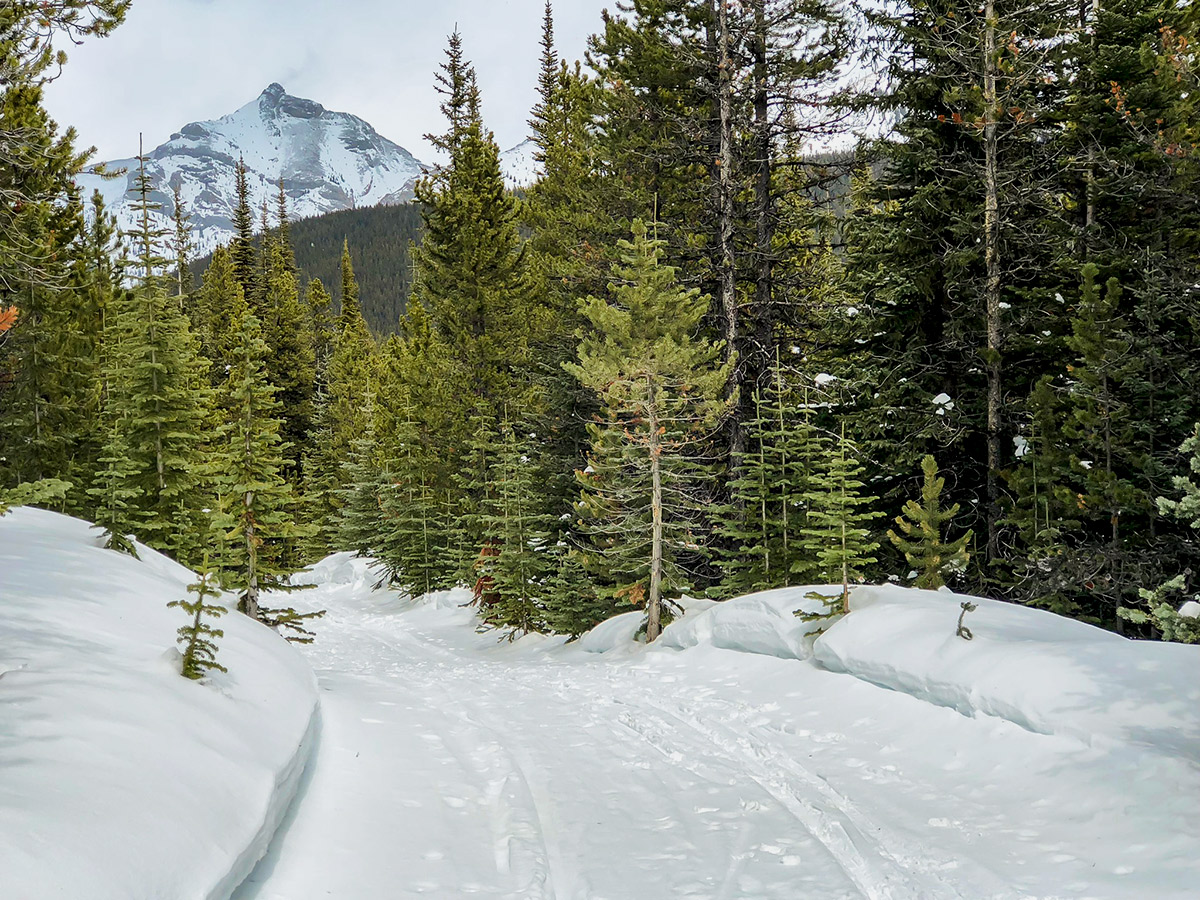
[
  {"xmin": 811, "ymin": 586, "xmax": 1200, "ymax": 759},
  {"xmin": 209, "ymin": 694, "xmax": 321, "ymax": 900}
]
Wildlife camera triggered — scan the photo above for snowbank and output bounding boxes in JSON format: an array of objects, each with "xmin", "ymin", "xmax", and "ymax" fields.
[
  {"xmin": 814, "ymin": 585, "xmax": 1200, "ymax": 759},
  {"xmin": 660, "ymin": 587, "xmax": 830, "ymax": 659},
  {"xmin": 0, "ymin": 508, "xmax": 319, "ymax": 900}
]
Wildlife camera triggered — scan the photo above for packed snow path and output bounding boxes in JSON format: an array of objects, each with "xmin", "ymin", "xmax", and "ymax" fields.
[{"xmin": 233, "ymin": 559, "xmax": 1197, "ymax": 899}]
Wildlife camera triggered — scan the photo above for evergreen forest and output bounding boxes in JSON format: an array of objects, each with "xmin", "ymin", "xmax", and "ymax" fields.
[{"xmin": 4, "ymin": 0, "xmax": 1200, "ymax": 648}]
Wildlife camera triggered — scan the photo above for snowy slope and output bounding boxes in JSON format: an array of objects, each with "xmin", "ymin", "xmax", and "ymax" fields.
[
  {"xmin": 76, "ymin": 84, "xmax": 428, "ymax": 259},
  {"xmin": 235, "ymin": 565, "xmax": 1200, "ymax": 899},
  {"xmin": 0, "ymin": 508, "xmax": 319, "ymax": 900},
  {"xmin": 500, "ymin": 139, "xmax": 540, "ymax": 189}
]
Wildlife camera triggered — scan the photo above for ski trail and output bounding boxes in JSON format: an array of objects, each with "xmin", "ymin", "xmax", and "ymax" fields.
[
  {"xmin": 618, "ymin": 699, "xmax": 967, "ymax": 900},
  {"xmin": 236, "ymin": 571, "xmax": 1149, "ymax": 899}
]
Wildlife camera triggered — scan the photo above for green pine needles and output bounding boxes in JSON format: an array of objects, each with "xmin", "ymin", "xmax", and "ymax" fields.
[
  {"xmin": 795, "ymin": 425, "xmax": 880, "ymax": 623},
  {"xmin": 888, "ymin": 455, "xmax": 972, "ymax": 590},
  {"xmin": 1118, "ymin": 425, "xmax": 1200, "ymax": 643},
  {"xmin": 567, "ymin": 219, "xmax": 733, "ymax": 642},
  {"xmin": 714, "ymin": 356, "xmax": 822, "ymax": 597},
  {"xmin": 169, "ymin": 556, "xmax": 228, "ymax": 680},
  {"xmin": 0, "ymin": 478, "xmax": 72, "ymax": 519}
]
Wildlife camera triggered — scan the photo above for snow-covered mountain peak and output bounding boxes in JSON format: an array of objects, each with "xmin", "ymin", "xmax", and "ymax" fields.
[{"xmin": 78, "ymin": 85, "xmax": 429, "ymax": 259}]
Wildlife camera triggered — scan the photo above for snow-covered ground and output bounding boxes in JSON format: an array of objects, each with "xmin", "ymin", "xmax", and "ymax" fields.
[
  {"xmin": 5, "ymin": 512, "xmax": 1198, "ymax": 898},
  {"xmin": 0, "ymin": 509, "xmax": 318, "ymax": 900},
  {"xmin": 232, "ymin": 556, "xmax": 1200, "ymax": 900}
]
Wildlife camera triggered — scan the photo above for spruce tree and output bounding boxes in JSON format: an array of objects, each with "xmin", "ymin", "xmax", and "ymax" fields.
[
  {"xmin": 215, "ymin": 306, "xmax": 307, "ymax": 619},
  {"xmin": 97, "ymin": 148, "xmax": 213, "ymax": 564},
  {"xmin": 566, "ymin": 220, "xmax": 733, "ymax": 642},
  {"xmin": 1117, "ymin": 425, "xmax": 1200, "ymax": 643},
  {"xmin": 170, "ymin": 186, "xmax": 193, "ymax": 303},
  {"xmin": 168, "ymin": 556, "xmax": 228, "ymax": 680},
  {"xmin": 194, "ymin": 245, "xmax": 246, "ymax": 388},
  {"xmin": 230, "ymin": 157, "xmax": 258, "ymax": 303},
  {"xmin": 261, "ymin": 239, "xmax": 316, "ymax": 483},
  {"xmin": 307, "ymin": 245, "xmax": 377, "ymax": 544},
  {"xmin": 412, "ymin": 33, "xmax": 540, "ymax": 418},
  {"xmin": 888, "ymin": 455, "xmax": 973, "ymax": 590},
  {"xmin": 0, "ymin": 478, "xmax": 72, "ymax": 519},
  {"xmin": 477, "ymin": 421, "xmax": 557, "ymax": 634},
  {"xmin": 797, "ymin": 425, "xmax": 880, "ymax": 617},
  {"xmin": 335, "ymin": 389, "xmax": 387, "ymax": 557},
  {"xmin": 713, "ymin": 362, "xmax": 822, "ymax": 597},
  {"xmin": 87, "ymin": 419, "xmax": 140, "ymax": 554}
]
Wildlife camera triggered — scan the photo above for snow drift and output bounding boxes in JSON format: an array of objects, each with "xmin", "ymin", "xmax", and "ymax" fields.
[
  {"xmin": 0, "ymin": 508, "xmax": 319, "ymax": 900},
  {"xmin": 813, "ymin": 585, "xmax": 1200, "ymax": 759}
]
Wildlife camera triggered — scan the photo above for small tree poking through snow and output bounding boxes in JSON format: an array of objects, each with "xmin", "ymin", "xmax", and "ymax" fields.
[
  {"xmin": 888, "ymin": 455, "xmax": 972, "ymax": 590},
  {"xmin": 168, "ymin": 556, "xmax": 228, "ymax": 680}
]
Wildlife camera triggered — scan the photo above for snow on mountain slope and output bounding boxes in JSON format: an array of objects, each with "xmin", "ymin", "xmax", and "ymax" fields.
[
  {"xmin": 0, "ymin": 508, "xmax": 318, "ymax": 900},
  {"xmin": 499, "ymin": 138, "xmax": 540, "ymax": 189},
  {"xmin": 235, "ymin": 565, "xmax": 1200, "ymax": 899},
  {"xmin": 76, "ymin": 84, "xmax": 428, "ymax": 258}
]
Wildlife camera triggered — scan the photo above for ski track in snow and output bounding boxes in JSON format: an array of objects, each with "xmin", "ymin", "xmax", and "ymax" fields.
[{"xmin": 232, "ymin": 571, "xmax": 1197, "ymax": 900}]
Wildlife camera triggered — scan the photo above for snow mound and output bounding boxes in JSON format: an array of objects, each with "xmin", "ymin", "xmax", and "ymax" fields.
[
  {"xmin": 0, "ymin": 508, "xmax": 319, "ymax": 900},
  {"xmin": 814, "ymin": 585, "xmax": 1200, "ymax": 759},
  {"xmin": 577, "ymin": 610, "xmax": 646, "ymax": 654},
  {"xmin": 660, "ymin": 587, "xmax": 831, "ymax": 659}
]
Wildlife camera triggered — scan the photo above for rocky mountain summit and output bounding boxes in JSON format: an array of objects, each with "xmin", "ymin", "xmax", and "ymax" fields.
[{"xmin": 78, "ymin": 84, "xmax": 541, "ymax": 259}]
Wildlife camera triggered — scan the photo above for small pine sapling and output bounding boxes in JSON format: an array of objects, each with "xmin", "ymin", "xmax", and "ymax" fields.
[
  {"xmin": 169, "ymin": 556, "xmax": 228, "ymax": 679},
  {"xmin": 795, "ymin": 425, "xmax": 880, "ymax": 627},
  {"xmin": 888, "ymin": 455, "xmax": 973, "ymax": 589}
]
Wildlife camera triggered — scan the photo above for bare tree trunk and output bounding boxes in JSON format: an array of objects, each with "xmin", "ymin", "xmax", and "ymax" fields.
[
  {"xmin": 715, "ymin": 0, "xmax": 740, "ymax": 460},
  {"xmin": 983, "ymin": 0, "xmax": 1004, "ymax": 564},
  {"xmin": 752, "ymin": 0, "xmax": 773, "ymax": 365},
  {"xmin": 243, "ymin": 499, "xmax": 260, "ymax": 621},
  {"xmin": 647, "ymin": 390, "xmax": 664, "ymax": 643}
]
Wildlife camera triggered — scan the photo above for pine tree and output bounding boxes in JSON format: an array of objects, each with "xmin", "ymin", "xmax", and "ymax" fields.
[
  {"xmin": 215, "ymin": 306, "xmax": 307, "ymax": 619},
  {"xmin": 230, "ymin": 157, "xmax": 258, "ymax": 303},
  {"xmin": 566, "ymin": 220, "xmax": 733, "ymax": 641},
  {"xmin": 261, "ymin": 239, "xmax": 316, "ymax": 482},
  {"xmin": 477, "ymin": 421, "xmax": 558, "ymax": 634},
  {"xmin": 335, "ymin": 389, "xmax": 387, "ymax": 557},
  {"xmin": 713, "ymin": 360, "xmax": 822, "ymax": 597},
  {"xmin": 194, "ymin": 245, "xmax": 246, "ymax": 388},
  {"xmin": 168, "ymin": 555, "xmax": 228, "ymax": 680},
  {"xmin": 888, "ymin": 455, "xmax": 973, "ymax": 590},
  {"xmin": 87, "ymin": 419, "xmax": 140, "ymax": 554},
  {"xmin": 98, "ymin": 148, "xmax": 213, "ymax": 564},
  {"xmin": 797, "ymin": 425, "xmax": 880, "ymax": 618}
]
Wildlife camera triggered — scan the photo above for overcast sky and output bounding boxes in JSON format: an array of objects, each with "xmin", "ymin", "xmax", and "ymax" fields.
[{"xmin": 43, "ymin": 0, "xmax": 611, "ymax": 165}]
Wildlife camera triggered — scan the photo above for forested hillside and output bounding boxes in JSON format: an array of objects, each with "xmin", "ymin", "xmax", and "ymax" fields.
[
  {"xmin": 3, "ymin": 0, "xmax": 1200, "ymax": 651},
  {"xmin": 193, "ymin": 203, "xmax": 424, "ymax": 336}
]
